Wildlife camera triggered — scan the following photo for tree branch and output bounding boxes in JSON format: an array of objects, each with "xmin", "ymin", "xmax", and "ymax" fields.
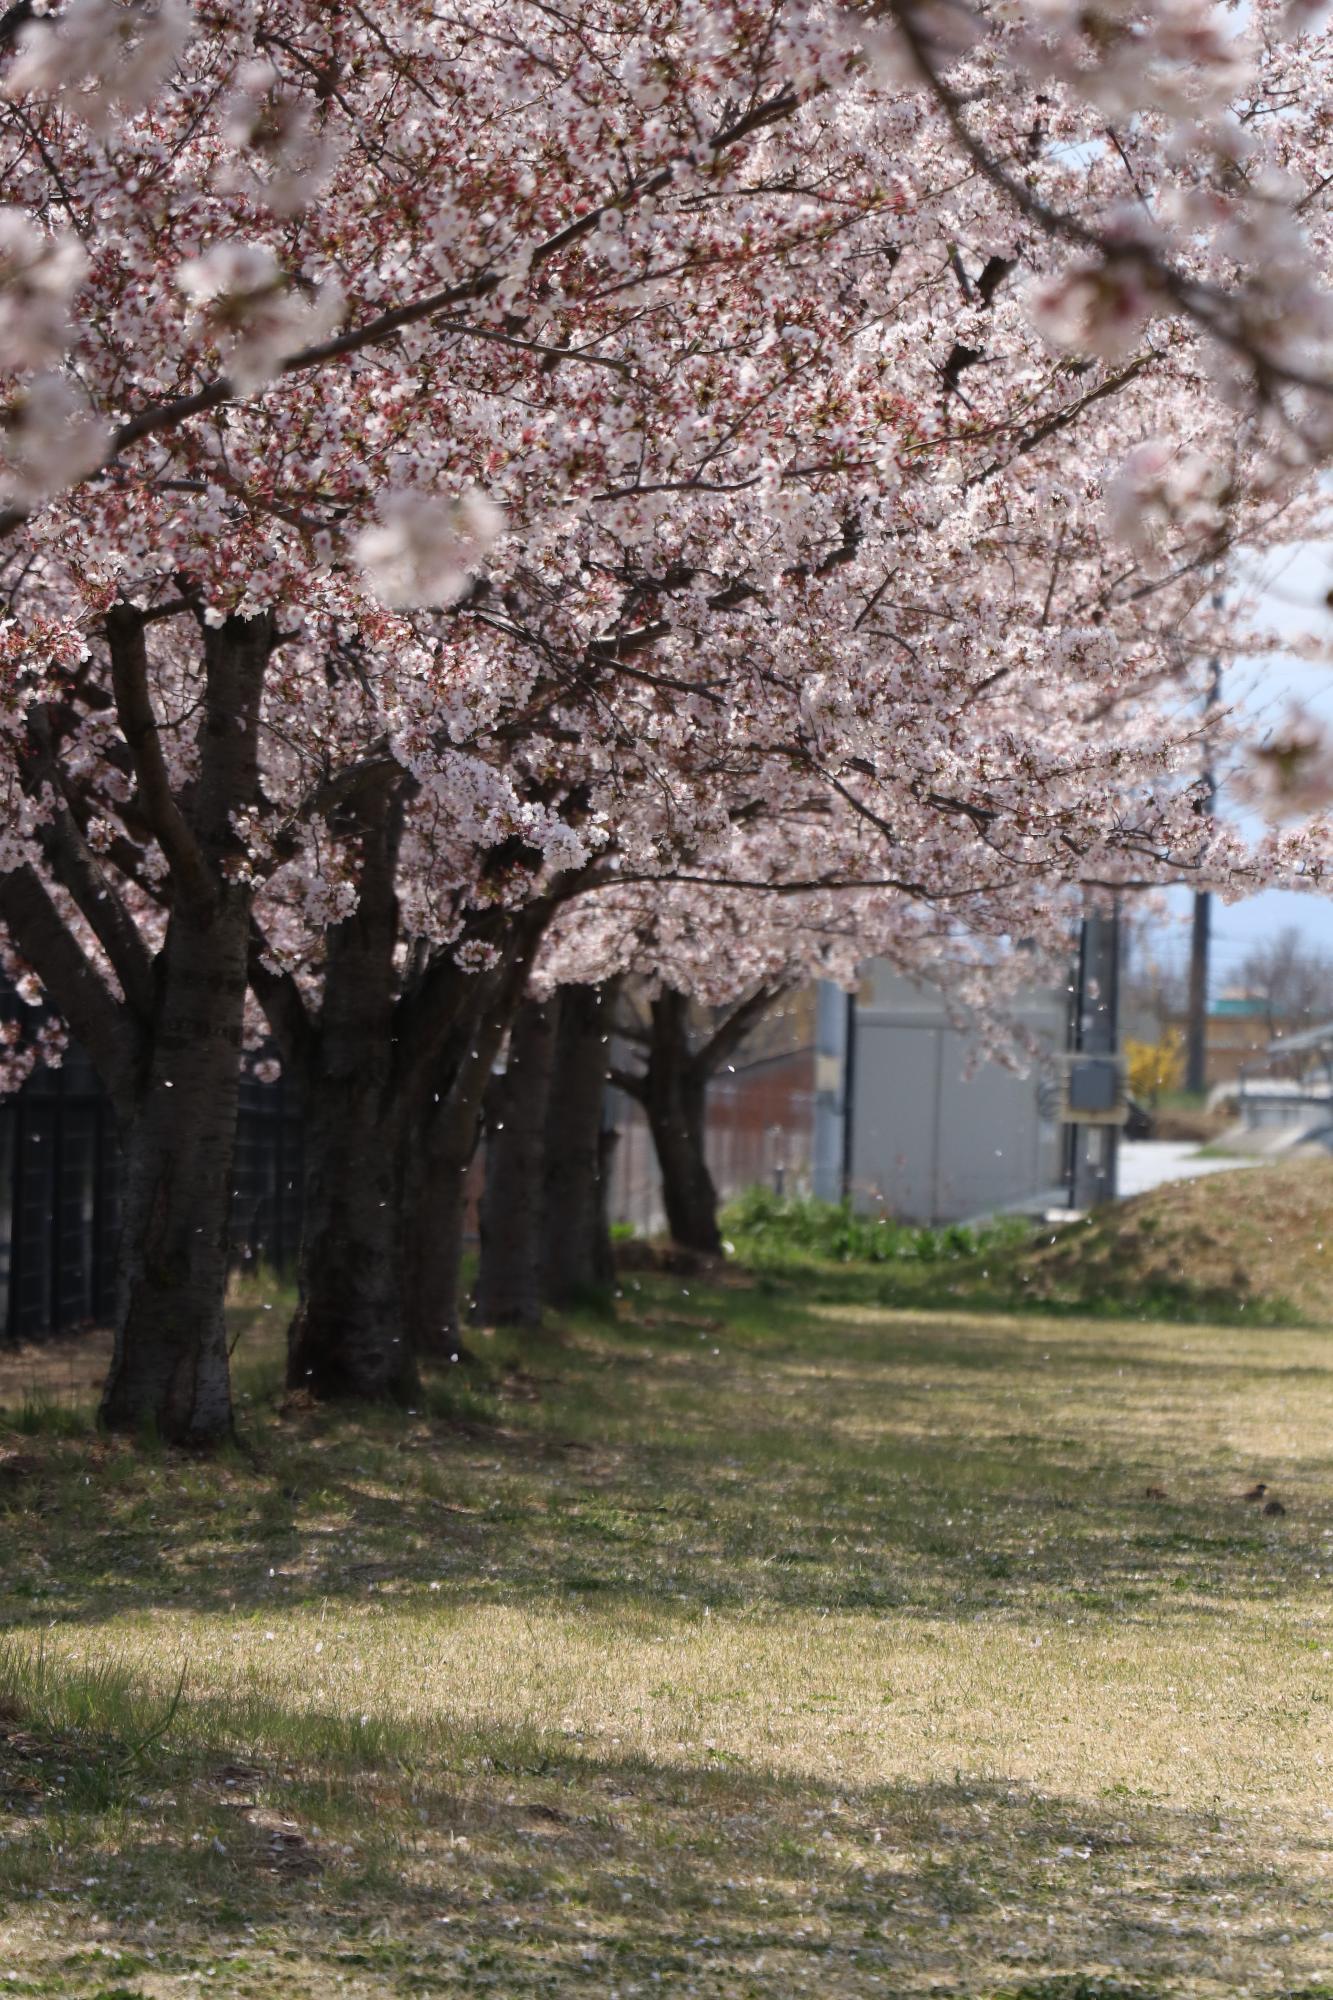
[
  {"xmin": 105, "ymin": 606, "xmax": 212, "ymax": 904},
  {"xmin": 609, "ymin": 1062, "xmax": 648, "ymax": 1102},
  {"xmin": 694, "ymin": 981, "xmax": 787, "ymax": 1079},
  {"xmin": 0, "ymin": 863, "xmax": 141, "ymax": 1115},
  {"xmin": 0, "ymin": 1, "xmax": 33, "ymax": 55},
  {"xmin": 34, "ymin": 804, "xmax": 157, "ymax": 1022},
  {"xmin": 0, "ymin": 86, "xmax": 806, "ymax": 541}
]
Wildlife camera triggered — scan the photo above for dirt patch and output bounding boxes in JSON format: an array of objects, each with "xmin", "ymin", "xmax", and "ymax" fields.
[
  {"xmin": 1148, "ymin": 1106, "xmax": 1233, "ymax": 1144},
  {"xmin": 615, "ymin": 1239, "xmax": 728, "ymax": 1276},
  {"xmin": 0, "ymin": 1326, "xmax": 111, "ymax": 1413}
]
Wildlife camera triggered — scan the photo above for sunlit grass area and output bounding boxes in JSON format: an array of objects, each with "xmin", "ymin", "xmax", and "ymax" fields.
[{"xmin": 1, "ymin": 1264, "xmax": 1331, "ymax": 1996}]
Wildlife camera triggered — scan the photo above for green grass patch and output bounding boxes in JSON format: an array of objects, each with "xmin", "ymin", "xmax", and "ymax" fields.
[
  {"xmin": 723, "ymin": 1186, "xmax": 1030, "ymax": 1267},
  {"xmin": 4, "ymin": 1385, "xmax": 93, "ymax": 1437}
]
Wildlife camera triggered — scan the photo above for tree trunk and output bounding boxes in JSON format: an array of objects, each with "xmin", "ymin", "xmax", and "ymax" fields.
[
  {"xmin": 542, "ymin": 981, "xmax": 616, "ymax": 1306},
  {"xmin": 474, "ymin": 995, "xmax": 555, "ymax": 1328},
  {"xmin": 646, "ymin": 1073, "xmax": 722, "ymax": 1254},
  {"xmin": 285, "ymin": 782, "xmax": 418, "ymax": 1402},
  {"xmin": 99, "ymin": 895, "xmax": 248, "ymax": 1442},
  {"xmin": 97, "ymin": 611, "xmax": 274, "ymax": 1444},
  {"xmin": 285, "ymin": 1088, "xmax": 415, "ymax": 1401},
  {"xmin": 644, "ymin": 989, "xmax": 722, "ymax": 1256},
  {"xmin": 402, "ymin": 1117, "xmax": 471, "ymax": 1361},
  {"xmin": 402, "ymin": 1068, "xmax": 487, "ymax": 1360}
]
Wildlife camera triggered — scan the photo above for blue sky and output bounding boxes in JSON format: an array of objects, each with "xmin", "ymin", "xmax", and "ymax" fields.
[{"xmin": 1155, "ymin": 539, "xmax": 1333, "ymax": 991}]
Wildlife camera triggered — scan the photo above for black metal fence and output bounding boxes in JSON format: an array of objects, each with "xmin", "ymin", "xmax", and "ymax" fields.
[
  {"xmin": 0, "ymin": 1049, "xmax": 304, "ymax": 1344},
  {"xmin": 0, "ymin": 1044, "xmax": 120, "ymax": 1343},
  {"xmin": 229, "ymin": 1070, "xmax": 305, "ymax": 1279}
]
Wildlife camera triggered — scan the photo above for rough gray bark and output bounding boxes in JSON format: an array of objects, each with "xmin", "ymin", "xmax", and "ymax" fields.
[
  {"xmin": 644, "ymin": 1047, "xmax": 722, "ymax": 1255},
  {"xmin": 403, "ymin": 1149, "xmax": 469, "ymax": 1358},
  {"xmin": 96, "ymin": 610, "xmax": 275, "ymax": 1443},
  {"xmin": 99, "ymin": 896, "xmax": 249, "ymax": 1441},
  {"xmin": 401, "ymin": 1022, "xmax": 500, "ymax": 1358},
  {"xmin": 401, "ymin": 1098, "xmax": 472, "ymax": 1361},
  {"xmin": 284, "ymin": 780, "xmax": 417, "ymax": 1402},
  {"xmin": 252, "ymin": 865, "xmax": 553, "ymax": 1394},
  {"xmin": 474, "ymin": 995, "xmax": 555, "ymax": 1328},
  {"xmin": 541, "ymin": 981, "xmax": 617, "ymax": 1305},
  {"xmin": 286, "ymin": 1092, "xmax": 413, "ymax": 1401}
]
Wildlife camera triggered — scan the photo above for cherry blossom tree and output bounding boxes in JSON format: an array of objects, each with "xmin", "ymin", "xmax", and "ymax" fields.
[
  {"xmin": 0, "ymin": 0, "xmax": 1329, "ymax": 1439},
  {"xmin": 0, "ymin": 0, "xmax": 870, "ymax": 1433}
]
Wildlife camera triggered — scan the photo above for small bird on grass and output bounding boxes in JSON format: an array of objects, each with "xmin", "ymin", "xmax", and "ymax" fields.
[
  {"xmin": 1145, "ymin": 1485, "xmax": 1169, "ymax": 1501},
  {"xmin": 1263, "ymin": 1497, "xmax": 1287, "ymax": 1517},
  {"xmin": 1242, "ymin": 1482, "xmax": 1268, "ymax": 1502}
]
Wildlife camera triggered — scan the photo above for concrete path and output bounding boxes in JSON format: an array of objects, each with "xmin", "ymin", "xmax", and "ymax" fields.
[{"xmin": 1117, "ymin": 1138, "xmax": 1259, "ymax": 1201}]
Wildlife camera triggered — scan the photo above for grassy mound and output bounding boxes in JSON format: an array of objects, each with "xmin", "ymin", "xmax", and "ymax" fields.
[
  {"xmin": 723, "ymin": 1164, "xmax": 1333, "ymax": 1326},
  {"xmin": 1006, "ymin": 1158, "xmax": 1333, "ymax": 1325}
]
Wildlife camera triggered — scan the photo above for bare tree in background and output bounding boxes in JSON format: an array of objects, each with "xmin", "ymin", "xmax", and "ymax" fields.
[
  {"xmin": 1120, "ymin": 918, "xmax": 1189, "ymax": 1044},
  {"xmin": 1233, "ymin": 929, "xmax": 1333, "ymax": 1037}
]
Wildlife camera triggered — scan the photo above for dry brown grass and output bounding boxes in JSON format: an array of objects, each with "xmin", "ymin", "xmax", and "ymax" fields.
[
  {"xmin": 1007, "ymin": 1157, "xmax": 1333, "ymax": 1323},
  {"xmin": 0, "ymin": 1266, "xmax": 1331, "ymax": 1997}
]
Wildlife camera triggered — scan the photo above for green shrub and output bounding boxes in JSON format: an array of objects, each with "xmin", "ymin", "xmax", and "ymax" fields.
[{"xmin": 721, "ymin": 1187, "xmax": 1029, "ymax": 1268}]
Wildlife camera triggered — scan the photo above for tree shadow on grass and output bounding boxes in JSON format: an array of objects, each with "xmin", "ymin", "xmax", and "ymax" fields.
[
  {"xmin": 0, "ymin": 1295, "xmax": 1328, "ymax": 1634},
  {"xmin": 720, "ymin": 1250, "xmax": 1307, "ymax": 1331},
  {"xmin": 0, "ymin": 1655, "xmax": 1328, "ymax": 1999}
]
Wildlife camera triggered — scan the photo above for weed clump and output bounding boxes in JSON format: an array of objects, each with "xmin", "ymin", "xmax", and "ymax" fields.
[{"xmin": 722, "ymin": 1187, "xmax": 1029, "ymax": 1267}]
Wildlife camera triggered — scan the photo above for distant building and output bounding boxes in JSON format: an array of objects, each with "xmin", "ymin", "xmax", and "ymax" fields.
[
  {"xmin": 1178, "ymin": 992, "xmax": 1298, "ymax": 1088},
  {"xmin": 844, "ymin": 965, "xmax": 1068, "ymax": 1224}
]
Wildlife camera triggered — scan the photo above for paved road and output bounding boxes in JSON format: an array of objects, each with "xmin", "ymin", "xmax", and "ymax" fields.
[{"xmin": 1117, "ymin": 1138, "xmax": 1259, "ymax": 1201}]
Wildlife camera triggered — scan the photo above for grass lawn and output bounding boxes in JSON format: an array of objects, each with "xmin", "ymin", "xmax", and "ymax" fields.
[{"xmin": 0, "ymin": 1263, "xmax": 1331, "ymax": 1997}]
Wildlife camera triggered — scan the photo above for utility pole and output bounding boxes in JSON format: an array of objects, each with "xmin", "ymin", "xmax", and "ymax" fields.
[
  {"xmin": 1185, "ymin": 639, "xmax": 1224, "ymax": 1098},
  {"xmin": 840, "ymin": 985, "xmax": 858, "ymax": 1201},
  {"xmin": 1184, "ymin": 885, "xmax": 1211, "ymax": 1097},
  {"xmin": 1067, "ymin": 904, "xmax": 1122, "ymax": 1211},
  {"xmin": 812, "ymin": 980, "xmax": 848, "ymax": 1203}
]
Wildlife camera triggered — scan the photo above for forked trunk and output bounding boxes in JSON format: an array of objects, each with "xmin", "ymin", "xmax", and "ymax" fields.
[
  {"xmin": 401, "ymin": 948, "xmax": 540, "ymax": 1353},
  {"xmin": 542, "ymin": 981, "xmax": 616, "ymax": 1305},
  {"xmin": 98, "ymin": 610, "xmax": 274, "ymax": 1445},
  {"xmin": 474, "ymin": 995, "xmax": 555, "ymax": 1327}
]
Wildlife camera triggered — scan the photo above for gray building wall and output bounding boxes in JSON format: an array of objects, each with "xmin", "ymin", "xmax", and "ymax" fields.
[{"xmin": 849, "ymin": 965, "xmax": 1066, "ymax": 1224}]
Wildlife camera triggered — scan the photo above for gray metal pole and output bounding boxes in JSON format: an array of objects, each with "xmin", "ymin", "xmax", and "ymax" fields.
[
  {"xmin": 841, "ymin": 986, "xmax": 858, "ymax": 1201},
  {"xmin": 1185, "ymin": 888, "xmax": 1212, "ymax": 1097},
  {"xmin": 1185, "ymin": 644, "xmax": 1223, "ymax": 1097},
  {"xmin": 811, "ymin": 980, "xmax": 847, "ymax": 1203},
  {"xmin": 1070, "ymin": 906, "xmax": 1121, "ymax": 1210}
]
